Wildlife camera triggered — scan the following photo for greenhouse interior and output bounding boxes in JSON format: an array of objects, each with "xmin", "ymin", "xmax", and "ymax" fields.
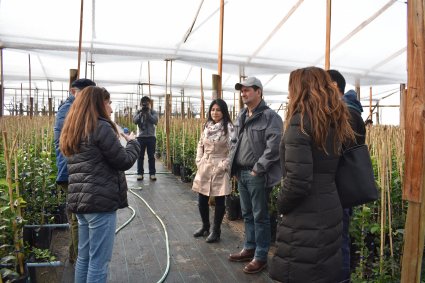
[{"xmin": 1, "ymin": 0, "xmax": 424, "ymax": 282}]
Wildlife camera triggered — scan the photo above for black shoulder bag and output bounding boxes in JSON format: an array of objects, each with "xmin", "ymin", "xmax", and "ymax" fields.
[{"xmin": 335, "ymin": 144, "xmax": 379, "ymax": 208}]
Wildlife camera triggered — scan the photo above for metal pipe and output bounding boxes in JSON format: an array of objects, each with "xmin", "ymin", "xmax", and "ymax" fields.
[
  {"xmin": 24, "ymin": 223, "xmax": 69, "ymax": 228},
  {"xmin": 27, "ymin": 261, "xmax": 63, "ymax": 267}
]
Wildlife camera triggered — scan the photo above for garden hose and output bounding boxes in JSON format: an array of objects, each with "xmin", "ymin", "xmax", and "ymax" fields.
[{"xmin": 115, "ymin": 188, "xmax": 170, "ymax": 283}]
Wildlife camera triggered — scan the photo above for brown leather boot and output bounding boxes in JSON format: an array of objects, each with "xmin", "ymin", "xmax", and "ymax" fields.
[{"xmin": 228, "ymin": 248, "xmax": 255, "ymax": 262}]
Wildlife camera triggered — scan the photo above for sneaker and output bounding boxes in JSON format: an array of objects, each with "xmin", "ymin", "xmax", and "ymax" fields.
[
  {"xmin": 150, "ymin": 175, "xmax": 157, "ymax": 181},
  {"xmin": 137, "ymin": 174, "xmax": 144, "ymax": 181}
]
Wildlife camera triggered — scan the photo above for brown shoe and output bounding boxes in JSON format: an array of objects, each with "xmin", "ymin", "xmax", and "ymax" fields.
[
  {"xmin": 228, "ymin": 249, "xmax": 255, "ymax": 262},
  {"xmin": 243, "ymin": 259, "xmax": 267, "ymax": 274}
]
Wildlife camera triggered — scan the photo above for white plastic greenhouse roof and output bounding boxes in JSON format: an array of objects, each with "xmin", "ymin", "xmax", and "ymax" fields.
[{"xmin": 0, "ymin": 0, "xmax": 407, "ymax": 109}]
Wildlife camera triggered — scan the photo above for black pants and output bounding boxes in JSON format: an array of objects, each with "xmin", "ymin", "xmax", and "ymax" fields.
[
  {"xmin": 137, "ymin": 136, "xmax": 156, "ymax": 175},
  {"xmin": 198, "ymin": 194, "xmax": 225, "ymax": 207}
]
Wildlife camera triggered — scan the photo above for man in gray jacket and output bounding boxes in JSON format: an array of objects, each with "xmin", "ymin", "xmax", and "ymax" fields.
[
  {"xmin": 228, "ymin": 77, "xmax": 282, "ymax": 274},
  {"xmin": 133, "ymin": 96, "xmax": 159, "ymax": 181}
]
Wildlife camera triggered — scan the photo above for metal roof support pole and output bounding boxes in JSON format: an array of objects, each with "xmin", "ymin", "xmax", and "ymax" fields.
[
  {"xmin": 0, "ymin": 48, "xmax": 3, "ymax": 117},
  {"xmin": 401, "ymin": 0, "xmax": 425, "ymax": 282},
  {"xmin": 325, "ymin": 0, "xmax": 331, "ymax": 70}
]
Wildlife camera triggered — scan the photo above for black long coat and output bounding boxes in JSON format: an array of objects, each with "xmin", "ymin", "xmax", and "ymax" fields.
[{"xmin": 269, "ymin": 113, "xmax": 342, "ymax": 283}]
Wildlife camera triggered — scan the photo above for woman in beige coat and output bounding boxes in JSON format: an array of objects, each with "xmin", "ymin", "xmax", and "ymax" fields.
[{"xmin": 192, "ymin": 99, "xmax": 233, "ymax": 243}]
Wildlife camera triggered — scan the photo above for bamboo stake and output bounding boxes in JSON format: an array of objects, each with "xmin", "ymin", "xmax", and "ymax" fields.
[{"xmin": 200, "ymin": 68, "xmax": 205, "ymax": 120}]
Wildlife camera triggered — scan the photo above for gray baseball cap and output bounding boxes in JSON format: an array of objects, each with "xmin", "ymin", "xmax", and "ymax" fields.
[{"xmin": 235, "ymin": 77, "xmax": 263, "ymax": 91}]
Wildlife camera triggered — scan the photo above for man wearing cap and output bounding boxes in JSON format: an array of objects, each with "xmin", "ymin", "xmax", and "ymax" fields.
[
  {"xmin": 54, "ymin": 78, "xmax": 96, "ymax": 264},
  {"xmin": 228, "ymin": 77, "xmax": 282, "ymax": 273}
]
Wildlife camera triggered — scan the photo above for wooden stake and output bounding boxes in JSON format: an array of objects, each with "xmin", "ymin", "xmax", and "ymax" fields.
[
  {"xmin": 401, "ymin": 0, "xmax": 425, "ymax": 281},
  {"xmin": 325, "ymin": 0, "xmax": 331, "ymax": 70},
  {"xmin": 216, "ymin": 0, "xmax": 224, "ymax": 97},
  {"xmin": 77, "ymin": 0, "xmax": 84, "ymax": 78}
]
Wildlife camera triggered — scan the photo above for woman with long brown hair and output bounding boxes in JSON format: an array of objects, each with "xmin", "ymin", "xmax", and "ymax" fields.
[
  {"xmin": 269, "ymin": 67, "xmax": 355, "ymax": 283},
  {"xmin": 60, "ymin": 86, "xmax": 140, "ymax": 283}
]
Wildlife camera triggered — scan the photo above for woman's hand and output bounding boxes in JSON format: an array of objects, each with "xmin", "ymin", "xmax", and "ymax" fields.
[{"xmin": 121, "ymin": 131, "xmax": 136, "ymax": 142}]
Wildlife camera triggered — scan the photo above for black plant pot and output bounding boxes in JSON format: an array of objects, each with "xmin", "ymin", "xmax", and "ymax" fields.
[
  {"xmin": 180, "ymin": 166, "xmax": 192, "ymax": 183},
  {"xmin": 226, "ymin": 195, "xmax": 242, "ymax": 221},
  {"xmin": 172, "ymin": 163, "xmax": 181, "ymax": 176},
  {"xmin": 24, "ymin": 227, "xmax": 53, "ymax": 249},
  {"xmin": 54, "ymin": 203, "xmax": 68, "ymax": 225}
]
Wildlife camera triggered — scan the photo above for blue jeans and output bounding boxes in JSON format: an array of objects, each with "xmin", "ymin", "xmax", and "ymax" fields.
[
  {"xmin": 238, "ymin": 170, "xmax": 270, "ymax": 262},
  {"xmin": 137, "ymin": 136, "xmax": 156, "ymax": 175},
  {"xmin": 75, "ymin": 212, "xmax": 117, "ymax": 283},
  {"xmin": 340, "ymin": 208, "xmax": 351, "ymax": 282}
]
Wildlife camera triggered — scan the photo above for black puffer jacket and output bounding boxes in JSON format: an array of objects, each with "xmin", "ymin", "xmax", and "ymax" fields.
[
  {"xmin": 67, "ymin": 118, "xmax": 140, "ymax": 213},
  {"xmin": 269, "ymin": 113, "xmax": 342, "ymax": 283}
]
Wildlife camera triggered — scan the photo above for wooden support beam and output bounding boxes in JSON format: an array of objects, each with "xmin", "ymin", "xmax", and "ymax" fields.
[
  {"xmin": 325, "ymin": 0, "xmax": 331, "ymax": 70},
  {"xmin": 401, "ymin": 0, "xmax": 425, "ymax": 282},
  {"xmin": 400, "ymin": 83, "xmax": 406, "ymax": 130}
]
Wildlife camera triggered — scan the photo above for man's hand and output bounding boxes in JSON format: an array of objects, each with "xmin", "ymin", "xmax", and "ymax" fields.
[{"xmin": 250, "ymin": 170, "xmax": 258, "ymax": 177}]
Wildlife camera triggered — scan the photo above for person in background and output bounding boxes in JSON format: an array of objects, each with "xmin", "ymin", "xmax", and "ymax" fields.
[
  {"xmin": 133, "ymin": 96, "xmax": 159, "ymax": 181},
  {"xmin": 228, "ymin": 77, "xmax": 283, "ymax": 274},
  {"xmin": 328, "ymin": 69, "xmax": 366, "ymax": 282},
  {"xmin": 269, "ymin": 67, "xmax": 355, "ymax": 282},
  {"xmin": 192, "ymin": 99, "xmax": 234, "ymax": 243},
  {"xmin": 60, "ymin": 86, "xmax": 140, "ymax": 283},
  {"xmin": 54, "ymin": 78, "xmax": 96, "ymax": 264}
]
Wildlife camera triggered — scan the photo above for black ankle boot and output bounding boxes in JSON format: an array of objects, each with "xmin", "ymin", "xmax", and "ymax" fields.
[
  {"xmin": 206, "ymin": 227, "xmax": 221, "ymax": 243},
  {"xmin": 194, "ymin": 224, "xmax": 210, "ymax": 237},
  {"xmin": 206, "ymin": 205, "xmax": 225, "ymax": 243},
  {"xmin": 194, "ymin": 203, "xmax": 210, "ymax": 238}
]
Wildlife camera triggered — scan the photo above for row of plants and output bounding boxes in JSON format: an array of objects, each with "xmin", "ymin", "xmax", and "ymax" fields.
[{"xmin": 0, "ymin": 116, "xmax": 64, "ymax": 282}]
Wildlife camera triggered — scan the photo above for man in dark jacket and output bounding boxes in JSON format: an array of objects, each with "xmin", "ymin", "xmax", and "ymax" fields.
[
  {"xmin": 328, "ymin": 70, "xmax": 366, "ymax": 282},
  {"xmin": 53, "ymin": 78, "xmax": 96, "ymax": 264},
  {"xmin": 228, "ymin": 77, "xmax": 282, "ymax": 274},
  {"xmin": 133, "ymin": 96, "xmax": 159, "ymax": 181}
]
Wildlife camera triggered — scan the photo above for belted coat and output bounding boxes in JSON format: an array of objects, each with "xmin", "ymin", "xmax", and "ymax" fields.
[{"xmin": 192, "ymin": 135, "xmax": 231, "ymax": 197}]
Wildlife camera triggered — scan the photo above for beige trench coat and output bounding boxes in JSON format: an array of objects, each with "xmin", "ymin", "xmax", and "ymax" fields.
[{"xmin": 192, "ymin": 137, "xmax": 231, "ymax": 196}]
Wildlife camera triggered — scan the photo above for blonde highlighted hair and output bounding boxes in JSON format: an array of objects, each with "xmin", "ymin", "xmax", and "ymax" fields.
[{"xmin": 285, "ymin": 67, "xmax": 355, "ymax": 153}]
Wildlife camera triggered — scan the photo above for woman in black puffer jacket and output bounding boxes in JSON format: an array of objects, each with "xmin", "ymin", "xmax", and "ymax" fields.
[
  {"xmin": 60, "ymin": 86, "xmax": 140, "ymax": 283},
  {"xmin": 269, "ymin": 67, "xmax": 355, "ymax": 283}
]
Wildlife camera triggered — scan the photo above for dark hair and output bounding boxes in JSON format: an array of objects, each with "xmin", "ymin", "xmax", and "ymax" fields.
[
  {"xmin": 327, "ymin": 69, "xmax": 346, "ymax": 94},
  {"xmin": 206, "ymin": 98, "xmax": 233, "ymax": 135},
  {"xmin": 140, "ymin": 96, "xmax": 151, "ymax": 106}
]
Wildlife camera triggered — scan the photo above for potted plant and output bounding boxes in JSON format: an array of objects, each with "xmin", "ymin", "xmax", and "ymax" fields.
[{"xmin": 225, "ymin": 178, "xmax": 242, "ymax": 221}]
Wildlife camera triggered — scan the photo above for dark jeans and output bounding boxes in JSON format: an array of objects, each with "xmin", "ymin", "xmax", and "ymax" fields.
[
  {"xmin": 340, "ymin": 208, "xmax": 351, "ymax": 282},
  {"xmin": 137, "ymin": 136, "xmax": 156, "ymax": 175}
]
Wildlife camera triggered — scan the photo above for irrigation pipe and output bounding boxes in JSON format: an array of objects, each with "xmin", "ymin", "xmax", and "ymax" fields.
[{"xmin": 113, "ymin": 188, "xmax": 170, "ymax": 283}]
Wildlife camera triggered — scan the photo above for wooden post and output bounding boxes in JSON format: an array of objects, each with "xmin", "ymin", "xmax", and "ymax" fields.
[
  {"xmin": 369, "ymin": 86, "xmax": 373, "ymax": 122},
  {"xmin": 401, "ymin": 0, "xmax": 425, "ymax": 282},
  {"xmin": 148, "ymin": 61, "xmax": 152, "ymax": 98},
  {"xmin": 324, "ymin": 0, "xmax": 331, "ymax": 70},
  {"xmin": 69, "ymin": 69, "xmax": 78, "ymax": 90},
  {"xmin": 77, "ymin": 0, "xmax": 84, "ymax": 78},
  {"xmin": 216, "ymin": 0, "xmax": 224, "ymax": 98},
  {"xmin": 200, "ymin": 68, "xmax": 205, "ymax": 120},
  {"xmin": 181, "ymin": 89, "xmax": 185, "ymax": 119},
  {"xmin": 355, "ymin": 81, "xmax": 361, "ymax": 101},
  {"xmin": 165, "ymin": 60, "xmax": 172, "ymax": 170},
  {"xmin": 0, "ymin": 48, "xmax": 3, "ymax": 117},
  {"xmin": 400, "ymin": 83, "xmax": 406, "ymax": 129},
  {"xmin": 239, "ymin": 74, "xmax": 245, "ymax": 110},
  {"xmin": 212, "ymin": 74, "xmax": 220, "ymax": 99}
]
